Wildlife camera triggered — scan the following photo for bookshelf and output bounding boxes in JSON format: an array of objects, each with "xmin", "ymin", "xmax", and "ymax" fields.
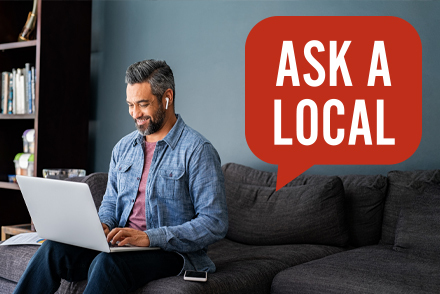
[{"xmin": 0, "ymin": 0, "xmax": 91, "ymax": 227}]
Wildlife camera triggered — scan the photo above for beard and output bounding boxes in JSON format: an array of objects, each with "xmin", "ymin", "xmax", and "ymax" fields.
[{"xmin": 134, "ymin": 104, "xmax": 166, "ymax": 136}]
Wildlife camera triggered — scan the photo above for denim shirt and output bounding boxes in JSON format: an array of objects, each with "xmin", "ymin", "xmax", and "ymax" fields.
[{"xmin": 98, "ymin": 115, "xmax": 228, "ymax": 273}]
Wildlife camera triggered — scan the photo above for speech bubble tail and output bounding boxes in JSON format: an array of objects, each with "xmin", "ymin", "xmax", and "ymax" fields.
[{"xmin": 276, "ymin": 164, "xmax": 311, "ymax": 191}]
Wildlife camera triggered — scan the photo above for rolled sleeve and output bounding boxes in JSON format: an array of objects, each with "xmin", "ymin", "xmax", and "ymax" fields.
[
  {"xmin": 146, "ymin": 227, "xmax": 168, "ymax": 248},
  {"xmin": 98, "ymin": 144, "xmax": 120, "ymax": 231}
]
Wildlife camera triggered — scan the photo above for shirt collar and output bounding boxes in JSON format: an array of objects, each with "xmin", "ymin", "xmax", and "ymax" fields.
[{"xmin": 132, "ymin": 114, "xmax": 185, "ymax": 150}]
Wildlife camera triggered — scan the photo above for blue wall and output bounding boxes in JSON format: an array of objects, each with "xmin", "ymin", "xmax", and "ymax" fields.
[{"xmin": 89, "ymin": 1, "xmax": 440, "ymax": 176}]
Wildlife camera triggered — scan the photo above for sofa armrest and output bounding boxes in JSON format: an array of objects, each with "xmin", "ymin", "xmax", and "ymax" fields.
[{"xmin": 65, "ymin": 173, "xmax": 108, "ymax": 211}]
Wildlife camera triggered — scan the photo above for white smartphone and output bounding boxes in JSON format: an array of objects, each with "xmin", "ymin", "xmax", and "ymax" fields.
[{"xmin": 184, "ymin": 270, "xmax": 208, "ymax": 282}]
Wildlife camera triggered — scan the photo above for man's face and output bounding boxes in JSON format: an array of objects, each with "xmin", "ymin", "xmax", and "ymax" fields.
[{"xmin": 126, "ymin": 82, "xmax": 166, "ymax": 136}]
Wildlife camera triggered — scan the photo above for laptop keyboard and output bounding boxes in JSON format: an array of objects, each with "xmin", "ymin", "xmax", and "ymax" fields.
[{"xmin": 108, "ymin": 242, "xmax": 131, "ymax": 248}]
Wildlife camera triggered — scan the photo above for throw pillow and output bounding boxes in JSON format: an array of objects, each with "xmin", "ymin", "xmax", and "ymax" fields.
[
  {"xmin": 339, "ymin": 174, "xmax": 387, "ymax": 247},
  {"xmin": 225, "ymin": 176, "xmax": 348, "ymax": 246},
  {"xmin": 393, "ymin": 183, "xmax": 440, "ymax": 259},
  {"xmin": 222, "ymin": 163, "xmax": 387, "ymax": 247},
  {"xmin": 381, "ymin": 170, "xmax": 440, "ymax": 245}
]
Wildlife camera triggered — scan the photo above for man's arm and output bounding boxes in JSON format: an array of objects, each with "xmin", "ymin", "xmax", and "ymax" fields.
[
  {"xmin": 146, "ymin": 142, "xmax": 228, "ymax": 253},
  {"xmin": 98, "ymin": 145, "xmax": 120, "ymax": 231}
]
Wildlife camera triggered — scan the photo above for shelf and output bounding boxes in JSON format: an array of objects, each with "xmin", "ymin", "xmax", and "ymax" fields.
[
  {"xmin": 0, "ymin": 40, "xmax": 37, "ymax": 51},
  {"xmin": 0, "ymin": 114, "xmax": 35, "ymax": 120},
  {"xmin": 0, "ymin": 182, "xmax": 19, "ymax": 190}
]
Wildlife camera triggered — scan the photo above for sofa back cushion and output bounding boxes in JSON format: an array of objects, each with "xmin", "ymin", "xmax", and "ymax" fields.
[
  {"xmin": 339, "ymin": 175, "xmax": 387, "ymax": 247},
  {"xmin": 223, "ymin": 163, "xmax": 348, "ymax": 246},
  {"xmin": 381, "ymin": 169, "xmax": 440, "ymax": 245},
  {"xmin": 222, "ymin": 163, "xmax": 387, "ymax": 247},
  {"xmin": 393, "ymin": 184, "xmax": 440, "ymax": 259},
  {"xmin": 65, "ymin": 172, "xmax": 108, "ymax": 210}
]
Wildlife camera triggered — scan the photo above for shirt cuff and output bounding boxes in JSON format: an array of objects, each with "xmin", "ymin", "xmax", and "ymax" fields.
[
  {"xmin": 146, "ymin": 227, "xmax": 167, "ymax": 248},
  {"xmin": 99, "ymin": 217, "xmax": 115, "ymax": 231}
]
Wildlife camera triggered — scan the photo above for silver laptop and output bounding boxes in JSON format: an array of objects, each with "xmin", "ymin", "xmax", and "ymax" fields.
[{"xmin": 16, "ymin": 175, "xmax": 159, "ymax": 253}]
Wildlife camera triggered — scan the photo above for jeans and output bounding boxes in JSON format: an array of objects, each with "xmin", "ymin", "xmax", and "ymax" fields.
[{"xmin": 13, "ymin": 240, "xmax": 184, "ymax": 294}]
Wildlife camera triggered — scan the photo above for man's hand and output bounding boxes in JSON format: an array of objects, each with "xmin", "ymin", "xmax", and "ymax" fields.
[
  {"xmin": 107, "ymin": 227, "xmax": 150, "ymax": 247},
  {"xmin": 102, "ymin": 223, "xmax": 110, "ymax": 236}
]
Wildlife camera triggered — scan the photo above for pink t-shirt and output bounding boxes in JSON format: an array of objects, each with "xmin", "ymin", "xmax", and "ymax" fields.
[{"xmin": 126, "ymin": 141, "xmax": 156, "ymax": 231}]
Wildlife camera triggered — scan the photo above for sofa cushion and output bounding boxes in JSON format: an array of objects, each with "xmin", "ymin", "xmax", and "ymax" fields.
[
  {"xmin": 393, "ymin": 184, "xmax": 440, "ymax": 259},
  {"xmin": 381, "ymin": 170, "xmax": 440, "ymax": 245},
  {"xmin": 0, "ymin": 277, "xmax": 16, "ymax": 294},
  {"xmin": 225, "ymin": 176, "xmax": 348, "ymax": 246},
  {"xmin": 0, "ymin": 244, "xmax": 39, "ymax": 283},
  {"xmin": 136, "ymin": 238, "xmax": 345, "ymax": 294},
  {"xmin": 271, "ymin": 245, "xmax": 440, "ymax": 294},
  {"xmin": 222, "ymin": 163, "xmax": 387, "ymax": 247},
  {"xmin": 65, "ymin": 172, "xmax": 108, "ymax": 210},
  {"xmin": 339, "ymin": 174, "xmax": 387, "ymax": 247}
]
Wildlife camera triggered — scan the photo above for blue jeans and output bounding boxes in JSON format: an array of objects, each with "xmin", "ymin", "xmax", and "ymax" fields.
[{"xmin": 13, "ymin": 240, "xmax": 183, "ymax": 294}]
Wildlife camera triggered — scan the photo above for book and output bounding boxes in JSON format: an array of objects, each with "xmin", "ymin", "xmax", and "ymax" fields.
[
  {"xmin": 5, "ymin": 72, "xmax": 10, "ymax": 113},
  {"xmin": 8, "ymin": 73, "xmax": 13, "ymax": 114},
  {"xmin": 1, "ymin": 66, "xmax": 36, "ymax": 115},
  {"xmin": 1, "ymin": 72, "xmax": 8, "ymax": 114},
  {"xmin": 16, "ymin": 69, "xmax": 21, "ymax": 114},
  {"xmin": 31, "ymin": 66, "xmax": 35, "ymax": 113},
  {"xmin": 28, "ymin": 70, "xmax": 32, "ymax": 113},
  {"xmin": 0, "ymin": 76, "xmax": 2, "ymax": 114},
  {"xmin": 16, "ymin": 69, "xmax": 25, "ymax": 114},
  {"xmin": 12, "ymin": 69, "xmax": 16, "ymax": 114},
  {"xmin": 25, "ymin": 64, "xmax": 30, "ymax": 113},
  {"xmin": 15, "ymin": 69, "xmax": 23, "ymax": 114}
]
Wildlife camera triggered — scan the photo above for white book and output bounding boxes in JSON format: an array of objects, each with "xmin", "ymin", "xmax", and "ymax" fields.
[
  {"xmin": 17, "ymin": 72, "xmax": 26, "ymax": 114},
  {"xmin": 25, "ymin": 65, "xmax": 29, "ymax": 112},
  {"xmin": 23, "ymin": 66, "xmax": 29, "ymax": 114},
  {"xmin": 12, "ymin": 69, "xmax": 16, "ymax": 114},
  {"xmin": 16, "ymin": 74, "xmax": 22, "ymax": 114},
  {"xmin": 17, "ymin": 69, "xmax": 21, "ymax": 114}
]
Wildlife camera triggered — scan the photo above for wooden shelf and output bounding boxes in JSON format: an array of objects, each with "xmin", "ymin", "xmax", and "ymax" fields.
[
  {"xmin": 0, "ymin": 114, "xmax": 35, "ymax": 120},
  {"xmin": 0, "ymin": 182, "xmax": 19, "ymax": 190},
  {"xmin": 0, "ymin": 40, "xmax": 37, "ymax": 51},
  {"xmin": 1, "ymin": 223, "xmax": 33, "ymax": 241}
]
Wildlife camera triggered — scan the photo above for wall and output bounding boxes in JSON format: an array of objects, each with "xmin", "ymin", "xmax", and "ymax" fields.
[{"xmin": 89, "ymin": 0, "xmax": 440, "ymax": 177}]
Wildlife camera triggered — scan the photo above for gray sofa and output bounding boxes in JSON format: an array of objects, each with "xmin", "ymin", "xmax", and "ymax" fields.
[
  {"xmin": 0, "ymin": 163, "xmax": 439, "ymax": 293},
  {"xmin": 271, "ymin": 169, "xmax": 440, "ymax": 294}
]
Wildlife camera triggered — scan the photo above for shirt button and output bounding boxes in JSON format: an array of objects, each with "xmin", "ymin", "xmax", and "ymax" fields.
[
  {"xmin": 137, "ymin": 177, "xmax": 140, "ymax": 180},
  {"xmin": 132, "ymin": 199, "xmax": 135, "ymax": 203}
]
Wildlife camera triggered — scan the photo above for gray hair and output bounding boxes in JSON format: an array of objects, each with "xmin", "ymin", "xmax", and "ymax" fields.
[{"xmin": 125, "ymin": 59, "xmax": 175, "ymax": 103}]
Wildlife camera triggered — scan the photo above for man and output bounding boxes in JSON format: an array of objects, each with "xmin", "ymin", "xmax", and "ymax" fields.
[{"xmin": 13, "ymin": 59, "xmax": 228, "ymax": 294}]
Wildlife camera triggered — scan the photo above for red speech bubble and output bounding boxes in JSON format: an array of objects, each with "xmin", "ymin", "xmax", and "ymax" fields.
[{"xmin": 245, "ymin": 16, "xmax": 422, "ymax": 190}]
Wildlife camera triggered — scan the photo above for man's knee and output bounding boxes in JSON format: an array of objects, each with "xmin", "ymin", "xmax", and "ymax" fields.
[
  {"xmin": 89, "ymin": 253, "xmax": 119, "ymax": 277},
  {"xmin": 36, "ymin": 240, "xmax": 65, "ymax": 259},
  {"xmin": 38, "ymin": 240, "xmax": 79, "ymax": 259},
  {"xmin": 41, "ymin": 240, "xmax": 67, "ymax": 250}
]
